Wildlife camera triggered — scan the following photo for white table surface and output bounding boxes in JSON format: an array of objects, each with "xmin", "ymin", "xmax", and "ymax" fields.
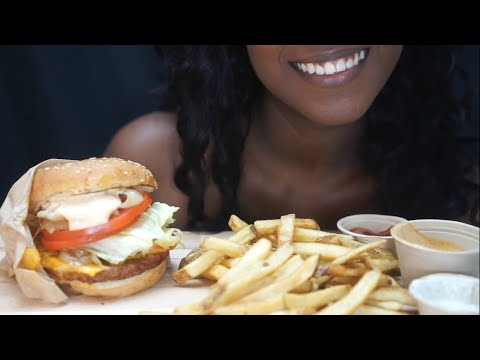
[{"xmin": 0, "ymin": 231, "xmax": 231, "ymax": 315}]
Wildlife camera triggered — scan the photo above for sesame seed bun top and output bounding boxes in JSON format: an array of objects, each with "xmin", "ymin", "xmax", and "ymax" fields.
[{"xmin": 30, "ymin": 157, "xmax": 157, "ymax": 212}]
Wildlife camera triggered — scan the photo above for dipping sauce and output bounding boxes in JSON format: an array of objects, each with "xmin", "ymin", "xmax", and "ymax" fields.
[
  {"xmin": 409, "ymin": 274, "xmax": 479, "ymax": 315},
  {"xmin": 396, "ymin": 223, "xmax": 464, "ymax": 252},
  {"xmin": 350, "ymin": 226, "xmax": 393, "ymax": 236}
]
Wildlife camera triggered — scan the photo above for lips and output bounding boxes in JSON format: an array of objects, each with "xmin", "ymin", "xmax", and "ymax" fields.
[
  {"xmin": 291, "ymin": 48, "xmax": 370, "ymax": 76},
  {"xmin": 286, "ymin": 46, "xmax": 372, "ymax": 88}
]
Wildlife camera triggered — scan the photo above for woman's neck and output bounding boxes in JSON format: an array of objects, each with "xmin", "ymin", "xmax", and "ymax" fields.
[{"xmin": 249, "ymin": 93, "xmax": 365, "ymax": 172}]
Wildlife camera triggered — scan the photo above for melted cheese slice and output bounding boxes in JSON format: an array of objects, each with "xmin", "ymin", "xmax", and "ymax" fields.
[
  {"xmin": 37, "ymin": 189, "xmax": 144, "ymax": 231},
  {"xmin": 40, "ymin": 246, "xmax": 166, "ymax": 277},
  {"xmin": 41, "ymin": 252, "xmax": 106, "ymax": 277}
]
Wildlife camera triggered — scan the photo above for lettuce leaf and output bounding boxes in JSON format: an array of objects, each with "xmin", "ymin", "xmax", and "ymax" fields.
[{"xmin": 83, "ymin": 203, "xmax": 182, "ymax": 265}]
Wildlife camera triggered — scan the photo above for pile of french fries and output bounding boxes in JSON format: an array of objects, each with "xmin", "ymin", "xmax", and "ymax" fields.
[{"xmin": 172, "ymin": 214, "xmax": 417, "ymax": 315}]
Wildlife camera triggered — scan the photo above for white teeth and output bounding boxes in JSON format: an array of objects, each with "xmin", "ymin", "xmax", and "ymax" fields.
[
  {"xmin": 324, "ymin": 62, "xmax": 336, "ymax": 75},
  {"xmin": 306, "ymin": 63, "xmax": 316, "ymax": 74},
  {"xmin": 335, "ymin": 58, "xmax": 346, "ymax": 72},
  {"xmin": 295, "ymin": 49, "xmax": 367, "ymax": 76},
  {"xmin": 353, "ymin": 53, "xmax": 359, "ymax": 65},
  {"xmin": 315, "ymin": 64, "xmax": 324, "ymax": 75}
]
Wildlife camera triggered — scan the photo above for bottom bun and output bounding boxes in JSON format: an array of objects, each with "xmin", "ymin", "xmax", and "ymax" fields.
[{"xmin": 69, "ymin": 260, "xmax": 167, "ymax": 298}]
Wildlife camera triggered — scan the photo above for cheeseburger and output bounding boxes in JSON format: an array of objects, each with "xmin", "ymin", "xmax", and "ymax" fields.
[{"xmin": 25, "ymin": 157, "xmax": 181, "ymax": 297}]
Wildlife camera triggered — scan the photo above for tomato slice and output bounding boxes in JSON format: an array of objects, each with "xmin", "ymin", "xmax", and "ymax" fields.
[{"xmin": 41, "ymin": 192, "xmax": 152, "ymax": 251}]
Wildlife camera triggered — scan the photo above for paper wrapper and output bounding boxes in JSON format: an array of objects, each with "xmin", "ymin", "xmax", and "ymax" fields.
[{"xmin": 0, "ymin": 159, "xmax": 78, "ymax": 303}]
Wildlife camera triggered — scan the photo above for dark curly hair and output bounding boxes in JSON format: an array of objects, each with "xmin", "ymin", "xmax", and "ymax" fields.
[{"xmin": 154, "ymin": 45, "xmax": 479, "ymax": 230}]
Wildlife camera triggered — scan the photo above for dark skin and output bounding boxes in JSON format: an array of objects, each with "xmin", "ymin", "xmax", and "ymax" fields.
[{"xmin": 105, "ymin": 45, "xmax": 407, "ymax": 229}]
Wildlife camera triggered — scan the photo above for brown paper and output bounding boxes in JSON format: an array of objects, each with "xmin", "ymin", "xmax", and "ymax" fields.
[{"xmin": 0, "ymin": 159, "xmax": 79, "ymax": 303}]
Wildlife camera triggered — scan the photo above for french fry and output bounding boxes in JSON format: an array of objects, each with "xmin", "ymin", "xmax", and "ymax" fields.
[
  {"xmin": 311, "ymin": 276, "xmax": 331, "ymax": 290},
  {"xmin": 241, "ymin": 255, "xmax": 319, "ymax": 303},
  {"xmin": 377, "ymin": 274, "xmax": 402, "ymax": 288},
  {"xmin": 315, "ymin": 240, "xmax": 388, "ymax": 277},
  {"xmin": 139, "ymin": 310, "xmax": 172, "ymax": 315},
  {"xmin": 200, "ymin": 237, "xmax": 247, "ymax": 258},
  {"xmin": 317, "ymin": 235, "xmax": 343, "ymax": 246},
  {"xmin": 388, "ymin": 276, "xmax": 403, "ymax": 288},
  {"xmin": 228, "ymin": 256, "xmax": 305, "ymax": 299},
  {"xmin": 354, "ymin": 305, "xmax": 408, "ymax": 315},
  {"xmin": 365, "ymin": 300, "xmax": 417, "ymax": 313},
  {"xmin": 324, "ymin": 263, "xmax": 367, "ymax": 277},
  {"xmin": 173, "ymin": 225, "xmax": 256, "ymax": 284},
  {"xmin": 219, "ymin": 255, "xmax": 304, "ymax": 305},
  {"xmin": 228, "ymin": 215, "xmax": 249, "ymax": 232},
  {"xmin": 212, "ymin": 243, "xmax": 294, "ymax": 307},
  {"xmin": 270, "ymin": 254, "xmax": 304, "ymax": 281},
  {"xmin": 227, "ymin": 276, "xmax": 280, "ymax": 306},
  {"xmin": 277, "ymin": 214, "xmax": 295, "ymax": 245},
  {"xmin": 266, "ymin": 235, "xmax": 278, "ymax": 244},
  {"xmin": 178, "ymin": 248, "xmax": 206, "ymax": 270},
  {"xmin": 325, "ymin": 276, "xmax": 359, "ymax": 286},
  {"xmin": 254, "ymin": 218, "xmax": 319, "ymax": 236},
  {"xmin": 366, "ymin": 248, "xmax": 397, "ymax": 259},
  {"xmin": 330, "ymin": 240, "xmax": 387, "ymax": 266},
  {"xmin": 212, "ymin": 295, "xmax": 285, "ymax": 315},
  {"xmin": 173, "ymin": 250, "xmax": 224, "ymax": 284},
  {"xmin": 226, "ymin": 242, "xmax": 294, "ymax": 289},
  {"xmin": 226, "ymin": 224, "xmax": 257, "ymax": 245},
  {"xmin": 285, "ymin": 285, "xmax": 351, "ymax": 310},
  {"xmin": 202, "ymin": 265, "xmax": 229, "ymax": 281},
  {"xmin": 365, "ymin": 257, "xmax": 399, "ymax": 272},
  {"xmin": 339, "ymin": 237, "xmax": 396, "ymax": 259},
  {"xmin": 291, "ymin": 280, "xmax": 313, "ymax": 294},
  {"xmin": 197, "ymin": 239, "xmax": 274, "ymax": 311},
  {"xmin": 293, "ymin": 242, "xmax": 352, "ymax": 259},
  {"xmin": 174, "ymin": 303, "xmax": 207, "ymax": 315},
  {"xmin": 316, "ymin": 270, "xmax": 382, "ymax": 315},
  {"xmin": 221, "ymin": 257, "xmax": 240, "ymax": 269},
  {"xmin": 293, "ymin": 228, "xmax": 354, "ymax": 243},
  {"xmin": 295, "ymin": 219, "xmax": 320, "ymax": 230},
  {"xmin": 368, "ymin": 287, "xmax": 417, "ymax": 307},
  {"xmin": 188, "ymin": 239, "xmax": 272, "ymax": 311},
  {"xmin": 270, "ymin": 307, "xmax": 317, "ymax": 315},
  {"xmin": 253, "ymin": 219, "xmax": 279, "ymax": 236},
  {"xmin": 338, "ymin": 236, "xmax": 365, "ymax": 248},
  {"xmin": 216, "ymin": 238, "xmax": 272, "ymax": 286},
  {"xmin": 196, "ymin": 286, "xmax": 223, "ymax": 312}
]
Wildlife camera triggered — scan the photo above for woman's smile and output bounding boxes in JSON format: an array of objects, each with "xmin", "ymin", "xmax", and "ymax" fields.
[
  {"xmin": 246, "ymin": 45, "xmax": 402, "ymax": 126},
  {"xmin": 289, "ymin": 47, "xmax": 370, "ymax": 88}
]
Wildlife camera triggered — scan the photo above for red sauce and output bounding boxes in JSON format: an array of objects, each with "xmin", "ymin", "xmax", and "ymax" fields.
[{"xmin": 350, "ymin": 226, "xmax": 393, "ymax": 236}]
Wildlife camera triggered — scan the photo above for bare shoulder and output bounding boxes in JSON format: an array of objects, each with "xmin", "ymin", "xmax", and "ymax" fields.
[
  {"xmin": 104, "ymin": 111, "xmax": 189, "ymax": 227},
  {"xmin": 105, "ymin": 111, "xmax": 180, "ymax": 159}
]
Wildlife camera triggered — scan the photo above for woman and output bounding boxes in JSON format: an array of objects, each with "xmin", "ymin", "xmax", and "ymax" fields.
[{"xmin": 105, "ymin": 45, "xmax": 479, "ymax": 230}]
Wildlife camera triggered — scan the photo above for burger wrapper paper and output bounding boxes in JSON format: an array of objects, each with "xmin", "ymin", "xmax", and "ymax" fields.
[{"xmin": 0, "ymin": 159, "xmax": 77, "ymax": 303}]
